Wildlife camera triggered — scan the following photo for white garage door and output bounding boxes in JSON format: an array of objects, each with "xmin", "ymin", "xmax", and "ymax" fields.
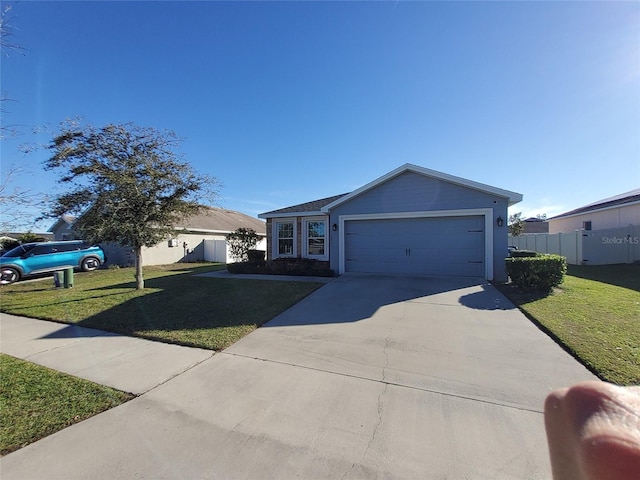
[{"xmin": 345, "ymin": 216, "xmax": 485, "ymax": 277}]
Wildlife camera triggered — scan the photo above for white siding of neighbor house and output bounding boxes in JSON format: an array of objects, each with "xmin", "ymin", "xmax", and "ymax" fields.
[
  {"xmin": 548, "ymin": 203, "xmax": 640, "ymax": 234},
  {"xmin": 141, "ymin": 233, "xmax": 267, "ymax": 266},
  {"xmin": 204, "ymin": 237, "xmax": 267, "ymax": 264},
  {"xmin": 142, "ymin": 233, "xmax": 221, "ymax": 265},
  {"xmin": 50, "ymin": 222, "xmax": 76, "ymax": 241}
]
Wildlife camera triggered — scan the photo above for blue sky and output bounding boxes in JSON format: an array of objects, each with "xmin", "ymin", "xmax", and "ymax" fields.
[{"xmin": 2, "ymin": 0, "xmax": 639, "ymax": 231}]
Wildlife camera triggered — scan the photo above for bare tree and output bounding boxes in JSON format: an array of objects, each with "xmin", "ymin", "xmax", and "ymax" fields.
[
  {"xmin": 0, "ymin": 164, "xmax": 42, "ymax": 233},
  {"xmin": 1, "ymin": 3, "xmax": 25, "ymax": 139},
  {"xmin": 0, "ymin": 3, "xmax": 39, "ymax": 233}
]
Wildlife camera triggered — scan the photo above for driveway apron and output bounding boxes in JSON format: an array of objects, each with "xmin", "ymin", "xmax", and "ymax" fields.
[{"xmin": 1, "ymin": 274, "xmax": 597, "ymax": 479}]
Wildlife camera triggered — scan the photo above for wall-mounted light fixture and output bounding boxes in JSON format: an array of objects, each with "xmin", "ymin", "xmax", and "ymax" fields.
[
  {"xmin": 332, "ymin": 223, "xmax": 337, "ymax": 231},
  {"xmin": 496, "ymin": 216, "xmax": 504, "ymax": 227}
]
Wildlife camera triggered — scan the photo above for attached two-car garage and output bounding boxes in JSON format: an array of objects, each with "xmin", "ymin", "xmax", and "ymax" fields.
[
  {"xmin": 341, "ymin": 213, "xmax": 489, "ymax": 278},
  {"xmin": 262, "ymin": 164, "xmax": 522, "ymax": 282}
]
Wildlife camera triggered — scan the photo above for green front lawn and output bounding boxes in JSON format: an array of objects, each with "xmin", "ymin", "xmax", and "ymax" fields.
[
  {"xmin": 0, "ymin": 353, "xmax": 133, "ymax": 456},
  {"xmin": 0, "ymin": 263, "xmax": 324, "ymax": 350},
  {"xmin": 497, "ymin": 264, "xmax": 640, "ymax": 386}
]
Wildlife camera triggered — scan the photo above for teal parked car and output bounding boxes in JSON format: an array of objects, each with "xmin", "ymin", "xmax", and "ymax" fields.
[{"xmin": 0, "ymin": 241, "xmax": 105, "ymax": 284}]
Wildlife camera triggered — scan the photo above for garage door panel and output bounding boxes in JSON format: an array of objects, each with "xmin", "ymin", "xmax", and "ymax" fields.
[
  {"xmin": 345, "ymin": 216, "xmax": 485, "ymax": 277},
  {"xmin": 436, "ymin": 234, "xmax": 483, "ymax": 250}
]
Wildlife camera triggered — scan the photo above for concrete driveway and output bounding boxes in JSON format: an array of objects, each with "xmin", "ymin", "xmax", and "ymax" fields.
[{"xmin": 1, "ymin": 274, "xmax": 596, "ymax": 479}]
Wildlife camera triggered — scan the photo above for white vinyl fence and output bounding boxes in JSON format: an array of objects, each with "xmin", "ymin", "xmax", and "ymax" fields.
[{"xmin": 509, "ymin": 225, "xmax": 640, "ymax": 265}]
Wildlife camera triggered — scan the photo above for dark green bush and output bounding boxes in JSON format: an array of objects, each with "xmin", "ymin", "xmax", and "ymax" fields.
[
  {"xmin": 0, "ymin": 238, "xmax": 20, "ymax": 252},
  {"xmin": 226, "ymin": 228, "xmax": 259, "ymax": 262},
  {"xmin": 226, "ymin": 262, "xmax": 267, "ymax": 274},
  {"xmin": 247, "ymin": 250, "xmax": 266, "ymax": 266},
  {"xmin": 268, "ymin": 258, "xmax": 334, "ymax": 277},
  {"xmin": 18, "ymin": 232, "xmax": 48, "ymax": 243},
  {"xmin": 505, "ymin": 254, "xmax": 567, "ymax": 292},
  {"xmin": 226, "ymin": 258, "xmax": 334, "ymax": 277},
  {"xmin": 509, "ymin": 250, "xmax": 539, "ymax": 258}
]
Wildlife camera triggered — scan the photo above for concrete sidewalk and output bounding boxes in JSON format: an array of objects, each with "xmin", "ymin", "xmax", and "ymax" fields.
[{"xmin": 0, "ymin": 313, "xmax": 213, "ymax": 394}]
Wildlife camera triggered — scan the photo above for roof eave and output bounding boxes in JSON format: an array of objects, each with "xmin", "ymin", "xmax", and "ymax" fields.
[
  {"xmin": 173, "ymin": 227, "xmax": 266, "ymax": 235},
  {"xmin": 259, "ymin": 211, "xmax": 326, "ymax": 219},
  {"xmin": 549, "ymin": 199, "xmax": 640, "ymax": 221}
]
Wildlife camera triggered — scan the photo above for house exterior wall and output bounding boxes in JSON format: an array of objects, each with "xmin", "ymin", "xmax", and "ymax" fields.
[
  {"xmin": 266, "ymin": 216, "xmax": 328, "ymax": 262},
  {"xmin": 105, "ymin": 233, "xmax": 266, "ymax": 267},
  {"xmin": 328, "ymin": 172, "xmax": 510, "ymax": 281},
  {"xmin": 50, "ymin": 223, "xmax": 76, "ymax": 241},
  {"xmin": 141, "ymin": 233, "xmax": 214, "ymax": 265},
  {"xmin": 265, "ymin": 219, "xmax": 273, "ymax": 261},
  {"xmin": 523, "ymin": 220, "xmax": 549, "ymax": 234},
  {"xmin": 141, "ymin": 232, "xmax": 266, "ymax": 265},
  {"xmin": 549, "ymin": 203, "xmax": 640, "ymax": 234}
]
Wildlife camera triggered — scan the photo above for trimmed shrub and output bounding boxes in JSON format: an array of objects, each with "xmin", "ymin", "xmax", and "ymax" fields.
[
  {"xmin": 226, "ymin": 258, "xmax": 334, "ymax": 277},
  {"xmin": 505, "ymin": 254, "xmax": 567, "ymax": 292},
  {"xmin": 268, "ymin": 258, "xmax": 334, "ymax": 277},
  {"xmin": 509, "ymin": 250, "xmax": 539, "ymax": 258},
  {"xmin": 227, "ymin": 262, "xmax": 266, "ymax": 274},
  {"xmin": 247, "ymin": 249, "xmax": 266, "ymax": 266}
]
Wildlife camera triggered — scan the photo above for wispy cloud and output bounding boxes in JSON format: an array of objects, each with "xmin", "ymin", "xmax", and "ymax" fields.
[{"xmin": 509, "ymin": 198, "xmax": 568, "ymax": 219}]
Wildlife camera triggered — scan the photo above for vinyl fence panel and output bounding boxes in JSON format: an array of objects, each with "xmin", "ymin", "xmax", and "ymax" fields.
[{"xmin": 509, "ymin": 225, "xmax": 639, "ymax": 265}]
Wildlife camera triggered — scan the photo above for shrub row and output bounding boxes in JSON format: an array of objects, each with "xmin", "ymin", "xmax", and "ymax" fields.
[
  {"xmin": 505, "ymin": 254, "xmax": 567, "ymax": 292},
  {"xmin": 227, "ymin": 258, "xmax": 335, "ymax": 277},
  {"xmin": 509, "ymin": 249, "xmax": 538, "ymax": 258}
]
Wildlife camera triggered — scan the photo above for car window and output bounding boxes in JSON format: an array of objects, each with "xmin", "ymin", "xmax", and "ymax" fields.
[
  {"xmin": 57, "ymin": 243, "xmax": 81, "ymax": 252},
  {"xmin": 30, "ymin": 245, "xmax": 57, "ymax": 255},
  {"xmin": 2, "ymin": 244, "xmax": 37, "ymax": 258}
]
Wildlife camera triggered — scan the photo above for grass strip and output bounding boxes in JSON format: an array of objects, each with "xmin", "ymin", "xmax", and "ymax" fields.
[
  {"xmin": 0, "ymin": 354, "xmax": 133, "ymax": 455},
  {"xmin": 496, "ymin": 264, "xmax": 640, "ymax": 386}
]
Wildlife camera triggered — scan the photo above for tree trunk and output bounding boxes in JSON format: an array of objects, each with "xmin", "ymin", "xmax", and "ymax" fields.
[{"xmin": 134, "ymin": 245, "xmax": 144, "ymax": 290}]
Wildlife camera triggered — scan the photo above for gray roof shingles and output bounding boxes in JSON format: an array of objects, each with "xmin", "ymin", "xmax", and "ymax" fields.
[
  {"xmin": 174, "ymin": 207, "xmax": 266, "ymax": 235},
  {"xmin": 261, "ymin": 194, "xmax": 349, "ymax": 216}
]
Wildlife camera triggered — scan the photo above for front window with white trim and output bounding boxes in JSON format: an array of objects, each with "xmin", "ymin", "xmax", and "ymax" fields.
[
  {"xmin": 276, "ymin": 221, "xmax": 295, "ymax": 256},
  {"xmin": 304, "ymin": 218, "xmax": 327, "ymax": 259}
]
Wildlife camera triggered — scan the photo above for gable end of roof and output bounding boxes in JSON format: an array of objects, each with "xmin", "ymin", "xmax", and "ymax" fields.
[{"xmin": 321, "ymin": 163, "xmax": 523, "ymax": 211}]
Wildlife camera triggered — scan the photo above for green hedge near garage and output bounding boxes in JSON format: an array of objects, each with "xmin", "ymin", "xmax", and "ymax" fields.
[{"xmin": 505, "ymin": 254, "xmax": 567, "ymax": 292}]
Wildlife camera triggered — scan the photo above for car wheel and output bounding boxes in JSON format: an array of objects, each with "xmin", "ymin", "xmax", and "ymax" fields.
[
  {"xmin": 81, "ymin": 257, "xmax": 100, "ymax": 272},
  {"xmin": 0, "ymin": 267, "xmax": 20, "ymax": 284}
]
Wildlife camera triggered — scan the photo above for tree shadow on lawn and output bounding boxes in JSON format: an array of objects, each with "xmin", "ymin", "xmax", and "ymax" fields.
[
  {"xmin": 567, "ymin": 264, "xmax": 640, "ymax": 292},
  {"xmin": 38, "ymin": 274, "xmax": 323, "ymax": 349}
]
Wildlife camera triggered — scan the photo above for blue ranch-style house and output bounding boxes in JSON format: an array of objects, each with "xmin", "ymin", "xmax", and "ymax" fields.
[{"xmin": 259, "ymin": 164, "xmax": 523, "ymax": 282}]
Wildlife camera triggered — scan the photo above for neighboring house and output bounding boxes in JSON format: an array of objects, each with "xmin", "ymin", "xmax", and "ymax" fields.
[
  {"xmin": 259, "ymin": 164, "xmax": 522, "ymax": 281},
  {"xmin": 48, "ymin": 215, "xmax": 77, "ymax": 241},
  {"xmin": 522, "ymin": 217, "xmax": 549, "ymax": 234},
  {"xmin": 548, "ymin": 189, "xmax": 640, "ymax": 234},
  {"xmin": 48, "ymin": 207, "xmax": 266, "ymax": 266}
]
